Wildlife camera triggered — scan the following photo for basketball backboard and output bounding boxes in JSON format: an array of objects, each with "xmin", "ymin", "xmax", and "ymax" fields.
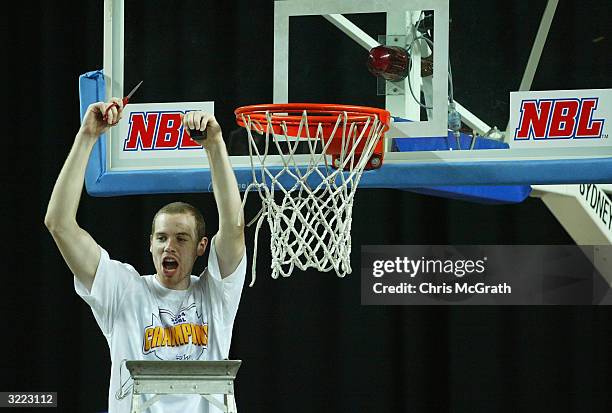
[{"xmin": 81, "ymin": 0, "xmax": 612, "ymax": 196}]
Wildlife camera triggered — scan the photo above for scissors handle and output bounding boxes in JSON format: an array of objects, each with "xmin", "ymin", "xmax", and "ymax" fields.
[{"xmin": 102, "ymin": 97, "xmax": 130, "ymax": 121}]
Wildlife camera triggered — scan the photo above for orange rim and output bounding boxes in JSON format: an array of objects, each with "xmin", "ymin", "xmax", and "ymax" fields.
[
  {"xmin": 235, "ymin": 103, "xmax": 390, "ymax": 130},
  {"xmin": 234, "ymin": 103, "xmax": 390, "ymax": 170}
]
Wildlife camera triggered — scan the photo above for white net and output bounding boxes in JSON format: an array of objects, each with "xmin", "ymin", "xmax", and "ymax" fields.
[{"xmin": 239, "ymin": 109, "xmax": 387, "ymax": 286}]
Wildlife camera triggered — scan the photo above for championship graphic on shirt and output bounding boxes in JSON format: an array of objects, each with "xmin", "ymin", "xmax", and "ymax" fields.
[{"xmin": 142, "ymin": 302, "xmax": 208, "ymax": 360}]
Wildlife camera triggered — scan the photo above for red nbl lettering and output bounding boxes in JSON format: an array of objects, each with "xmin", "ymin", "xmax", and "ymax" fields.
[
  {"xmin": 576, "ymin": 98, "xmax": 603, "ymax": 138},
  {"xmin": 514, "ymin": 100, "xmax": 552, "ymax": 140},
  {"xmin": 155, "ymin": 113, "xmax": 182, "ymax": 149},
  {"xmin": 124, "ymin": 111, "xmax": 205, "ymax": 151},
  {"xmin": 548, "ymin": 100, "xmax": 579, "ymax": 138},
  {"xmin": 548, "ymin": 99, "xmax": 580, "ymax": 139},
  {"xmin": 124, "ymin": 113, "xmax": 159, "ymax": 150},
  {"xmin": 515, "ymin": 98, "xmax": 604, "ymax": 140}
]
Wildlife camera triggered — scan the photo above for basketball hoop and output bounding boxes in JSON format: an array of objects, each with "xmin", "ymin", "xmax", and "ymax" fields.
[{"xmin": 235, "ymin": 103, "xmax": 390, "ymax": 285}]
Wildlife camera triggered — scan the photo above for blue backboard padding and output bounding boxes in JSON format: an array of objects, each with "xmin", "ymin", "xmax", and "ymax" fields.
[
  {"xmin": 408, "ymin": 185, "xmax": 531, "ymax": 204},
  {"xmin": 79, "ymin": 70, "xmax": 108, "ymax": 194},
  {"xmin": 393, "ymin": 134, "xmax": 510, "ymax": 151},
  {"xmin": 360, "ymin": 158, "xmax": 612, "ymax": 187},
  {"xmin": 393, "ymin": 135, "xmax": 530, "ymax": 204},
  {"xmin": 80, "ymin": 71, "xmax": 612, "ymax": 196}
]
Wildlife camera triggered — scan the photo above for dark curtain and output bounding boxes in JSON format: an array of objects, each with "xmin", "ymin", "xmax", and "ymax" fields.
[{"xmin": 5, "ymin": 1, "xmax": 612, "ymax": 412}]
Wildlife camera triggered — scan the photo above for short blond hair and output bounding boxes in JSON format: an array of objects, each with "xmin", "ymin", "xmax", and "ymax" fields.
[{"xmin": 151, "ymin": 202, "xmax": 206, "ymax": 240}]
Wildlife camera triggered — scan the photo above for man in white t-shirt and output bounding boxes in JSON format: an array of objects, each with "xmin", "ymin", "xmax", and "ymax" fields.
[{"xmin": 45, "ymin": 98, "xmax": 246, "ymax": 412}]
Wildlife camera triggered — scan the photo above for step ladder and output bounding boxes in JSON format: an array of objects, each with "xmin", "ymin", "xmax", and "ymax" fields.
[{"xmin": 125, "ymin": 360, "xmax": 241, "ymax": 412}]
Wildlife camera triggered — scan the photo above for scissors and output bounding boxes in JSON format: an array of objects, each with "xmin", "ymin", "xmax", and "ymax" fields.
[{"xmin": 103, "ymin": 80, "xmax": 143, "ymax": 122}]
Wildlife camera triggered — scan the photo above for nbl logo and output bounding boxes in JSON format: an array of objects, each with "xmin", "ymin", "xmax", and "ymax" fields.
[
  {"xmin": 514, "ymin": 97, "xmax": 605, "ymax": 140},
  {"xmin": 123, "ymin": 111, "xmax": 203, "ymax": 151}
]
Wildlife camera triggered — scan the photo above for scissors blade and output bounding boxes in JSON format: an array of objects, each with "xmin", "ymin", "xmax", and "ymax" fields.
[{"xmin": 125, "ymin": 80, "xmax": 144, "ymax": 99}]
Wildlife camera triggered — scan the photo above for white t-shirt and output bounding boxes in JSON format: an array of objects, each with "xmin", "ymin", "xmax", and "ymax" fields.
[{"xmin": 75, "ymin": 236, "xmax": 246, "ymax": 413}]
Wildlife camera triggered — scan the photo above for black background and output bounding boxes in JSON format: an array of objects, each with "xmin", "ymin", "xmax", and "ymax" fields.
[{"xmin": 5, "ymin": 1, "xmax": 612, "ymax": 412}]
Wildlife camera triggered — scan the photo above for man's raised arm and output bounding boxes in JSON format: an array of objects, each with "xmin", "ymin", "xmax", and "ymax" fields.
[
  {"xmin": 44, "ymin": 98, "xmax": 124, "ymax": 291},
  {"xmin": 183, "ymin": 112, "xmax": 245, "ymax": 278}
]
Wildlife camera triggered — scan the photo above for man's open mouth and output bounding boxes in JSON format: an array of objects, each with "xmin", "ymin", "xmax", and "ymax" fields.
[{"xmin": 162, "ymin": 257, "xmax": 179, "ymax": 271}]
